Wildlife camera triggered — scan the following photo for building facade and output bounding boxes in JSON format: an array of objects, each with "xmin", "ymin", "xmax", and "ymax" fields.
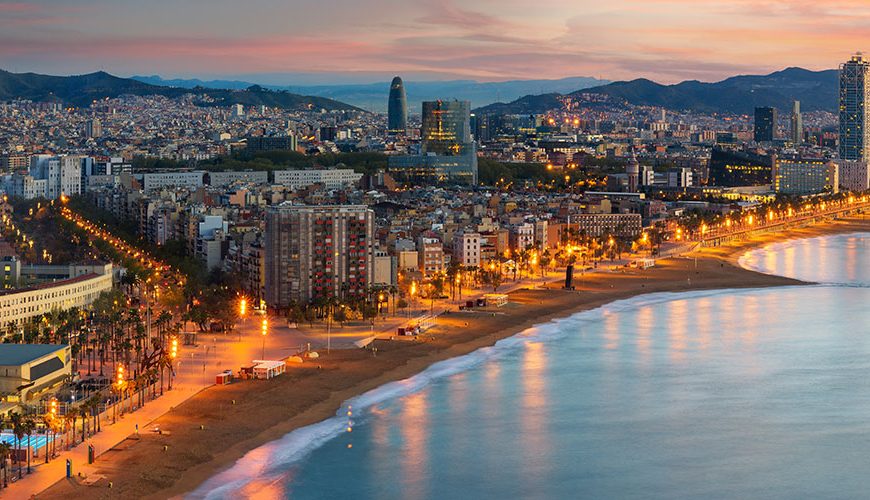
[
  {"xmin": 207, "ymin": 170, "xmax": 269, "ymax": 187},
  {"xmin": 754, "ymin": 107, "xmax": 777, "ymax": 142},
  {"xmin": 0, "ymin": 267, "xmax": 113, "ymax": 326},
  {"xmin": 417, "ymin": 236, "xmax": 445, "ymax": 276},
  {"xmin": 388, "ymin": 99, "xmax": 478, "ymax": 185},
  {"xmin": 838, "ymin": 160, "xmax": 870, "ymax": 191},
  {"xmin": 790, "ymin": 100, "xmax": 803, "ymax": 144},
  {"xmin": 452, "ymin": 231, "xmax": 481, "ymax": 267},
  {"xmin": 568, "ymin": 213, "xmax": 643, "ymax": 238},
  {"xmin": 0, "ymin": 344, "xmax": 71, "ymax": 401},
  {"xmin": 273, "ymin": 169, "xmax": 363, "ymax": 190},
  {"xmin": 840, "ymin": 53, "xmax": 870, "ymax": 161},
  {"xmin": 245, "ymin": 135, "xmax": 298, "ymax": 153},
  {"xmin": 264, "ymin": 204, "xmax": 374, "ymax": 308},
  {"xmin": 141, "ymin": 171, "xmax": 205, "ymax": 191},
  {"xmin": 709, "ymin": 148, "xmax": 772, "ymax": 187},
  {"xmin": 772, "ymin": 159, "xmax": 839, "ymax": 195}
]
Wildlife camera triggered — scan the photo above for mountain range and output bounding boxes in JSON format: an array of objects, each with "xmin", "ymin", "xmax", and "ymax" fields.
[
  {"xmin": 476, "ymin": 68, "xmax": 838, "ymax": 115},
  {"xmin": 0, "ymin": 70, "xmax": 359, "ymax": 111},
  {"xmin": 131, "ymin": 75, "xmax": 608, "ymax": 112},
  {"xmin": 0, "ymin": 67, "xmax": 841, "ymax": 117}
]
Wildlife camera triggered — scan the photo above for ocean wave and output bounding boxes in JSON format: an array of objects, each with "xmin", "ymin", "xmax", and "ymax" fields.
[
  {"xmin": 738, "ymin": 232, "xmax": 869, "ymax": 286},
  {"xmin": 188, "ymin": 287, "xmax": 767, "ymax": 499}
]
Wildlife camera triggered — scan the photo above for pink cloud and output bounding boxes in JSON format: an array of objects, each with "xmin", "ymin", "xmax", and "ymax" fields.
[{"xmin": 0, "ymin": 0, "xmax": 865, "ymax": 83}]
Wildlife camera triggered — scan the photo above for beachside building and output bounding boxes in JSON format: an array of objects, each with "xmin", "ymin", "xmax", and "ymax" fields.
[
  {"xmin": 0, "ymin": 344, "xmax": 71, "ymax": 402},
  {"xmin": 772, "ymin": 158, "xmax": 839, "ymax": 195},
  {"xmin": 417, "ymin": 235, "xmax": 445, "ymax": 276},
  {"xmin": 568, "ymin": 213, "xmax": 643, "ymax": 238},
  {"xmin": 453, "ymin": 231, "xmax": 481, "ymax": 267}
]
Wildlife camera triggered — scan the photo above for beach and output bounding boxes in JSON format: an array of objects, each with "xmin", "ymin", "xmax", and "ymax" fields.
[{"xmin": 37, "ymin": 217, "xmax": 870, "ymax": 500}]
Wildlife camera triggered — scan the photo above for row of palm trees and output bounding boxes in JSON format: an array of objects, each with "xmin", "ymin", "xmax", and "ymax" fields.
[
  {"xmin": 284, "ymin": 284, "xmax": 401, "ymax": 328},
  {"xmin": 0, "ymin": 394, "xmax": 107, "ymax": 489}
]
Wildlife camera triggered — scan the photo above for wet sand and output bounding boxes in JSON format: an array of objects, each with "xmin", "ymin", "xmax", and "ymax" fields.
[{"xmin": 38, "ymin": 217, "xmax": 870, "ymax": 499}]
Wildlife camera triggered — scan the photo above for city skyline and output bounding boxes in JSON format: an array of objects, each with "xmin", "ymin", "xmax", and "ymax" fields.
[{"xmin": 1, "ymin": 0, "xmax": 869, "ymax": 84}]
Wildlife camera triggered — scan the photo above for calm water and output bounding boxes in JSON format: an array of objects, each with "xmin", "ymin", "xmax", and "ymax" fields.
[{"xmin": 194, "ymin": 233, "xmax": 870, "ymax": 500}]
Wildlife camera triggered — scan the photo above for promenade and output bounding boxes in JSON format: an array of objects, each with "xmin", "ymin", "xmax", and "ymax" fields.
[{"xmin": 1, "ymin": 324, "xmax": 307, "ymax": 497}]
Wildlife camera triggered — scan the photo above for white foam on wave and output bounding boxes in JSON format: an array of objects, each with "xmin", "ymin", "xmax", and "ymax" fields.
[{"xmin": 188, "ymin": 287, "xmax": 758, "ymax": 499}]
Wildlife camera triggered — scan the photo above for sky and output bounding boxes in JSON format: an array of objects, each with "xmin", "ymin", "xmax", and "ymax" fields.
[{"xmin": 0, "ymin": 0, "xmax": 867, "ymax": 84}]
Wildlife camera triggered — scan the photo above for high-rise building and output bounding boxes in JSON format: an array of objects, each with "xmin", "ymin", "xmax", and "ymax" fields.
[
  {"xmin": 754, "ymin": 107, "xmax": 777, "ymax": 142},
  {"xmin": 839, "ymin": 53, "xmax": 870, "ymax": 161},
  {"xmin": 470, "ymin": 113, "xmax": 490, "ymax": 142},
  {"xmin": 422, "ymin": 100, "xmax": 472, "ymax": 155},
  {"xmin": 626, "ymin": 154, "xmax": 639, "ymax": 192},
  {"xmin": 264, "ymin": 204, "xmax": 374, "ymax": 308},
  {"xmin": 790, "ymin": 101, "xmax": 802, "ymax": 144},
  {"xmin": 84, "ymin": 118, "xmax": 102, "ymax": 139},
  {"xmin": 387, "ymin": 76, "xmax": 408, "ymax": 134},
  {"xmin": 388, "ymin": 99, "xmax": 477, "ymax": 184}
]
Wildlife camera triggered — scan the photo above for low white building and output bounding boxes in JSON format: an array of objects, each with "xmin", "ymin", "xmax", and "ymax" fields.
[
  {"xmin": 273, "ymin": 169, "xmax": 362, "ymax": 190},
  {"xmin": 141, "ymin": 171, "xmax": 205, "ymax": 191},
  {"xmin": 207, "ymin": 170, "xmax": 269, "ymax": 187},
  {"xmin": 0, "ymin": 266, "xmax": 113, "ymax": 326}
]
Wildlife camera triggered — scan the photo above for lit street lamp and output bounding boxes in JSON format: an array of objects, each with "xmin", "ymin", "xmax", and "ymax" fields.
[{"xmin": 261, "ymin": 317, "xmax": 268, "ymax": 360}]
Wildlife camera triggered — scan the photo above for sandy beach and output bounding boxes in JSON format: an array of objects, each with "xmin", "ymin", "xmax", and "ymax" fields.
[{"xmin": 37, "ymin": 217, "xmax": 869, "ymax": 500}]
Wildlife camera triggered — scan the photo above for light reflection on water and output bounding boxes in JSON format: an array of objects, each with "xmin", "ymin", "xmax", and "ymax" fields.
[{"xmin": 195, "ymin": 233, "xmax": 869, "ymax": 499}]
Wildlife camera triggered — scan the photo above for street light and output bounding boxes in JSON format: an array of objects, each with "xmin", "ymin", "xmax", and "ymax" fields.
[
  {"xmin": 409, "ymin": 280, "xmax": 417, "ymax": 319},
  {"xmin": 239, "ymin": 297, "xmax": 247, "ymax": 318},
  {"xmin": 261, "ymin": 317, "xmax": 268, "ymax": 360}
]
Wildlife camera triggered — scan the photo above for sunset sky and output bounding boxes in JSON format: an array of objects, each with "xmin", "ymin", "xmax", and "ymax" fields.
[{"xmin": 0, "ymin": 0, "xmax": 866, "ymax": 84}]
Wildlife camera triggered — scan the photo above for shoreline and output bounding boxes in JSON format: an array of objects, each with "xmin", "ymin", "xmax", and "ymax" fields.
[{"xmin": 38, "ymin": 217, "xmax": 870, "ymax": 499}]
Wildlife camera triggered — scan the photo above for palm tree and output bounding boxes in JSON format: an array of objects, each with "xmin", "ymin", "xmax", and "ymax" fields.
[
  {"xmin": 86, "ymin": 394, "xmax": 103, "ymax": 434},
  {"xmin": 23, "ymin": 416, "xmax": 34, "ymax": 474},
  {"xmin": 0, "ymin": 441, "xmax": 12, "ymax": 488},
  {"xmin": 66, "ymin": 407, "xmax": 79, "ymax": 448},
  {"xmin": 0, "ymin": 441, "xmax": 10, "ymax": 488},
  {"xmin": 8, "ymin": 412, "xmax": 24, "ymax": 479}
]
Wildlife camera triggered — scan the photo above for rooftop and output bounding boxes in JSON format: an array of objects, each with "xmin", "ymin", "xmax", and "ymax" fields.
[
  {"xmin": 0, "ymin": 344, "xmax": 68, "ymax": 366},
  {"xmin": 0, "ymin": 272, "xmax": 101, "ymax": 297}
]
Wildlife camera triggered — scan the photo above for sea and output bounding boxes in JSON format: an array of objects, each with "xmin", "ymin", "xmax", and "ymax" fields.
[{"xmin": 192, "ymin": 232, "xmax": 870, "ymax": 500}]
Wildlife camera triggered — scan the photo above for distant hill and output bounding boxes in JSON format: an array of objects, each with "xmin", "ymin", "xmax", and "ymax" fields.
[
  {"xmin": 475, "ymin": 68, "xmax": 838, "ymax": 115},
  {"xmin": 0, "ymin": 70, "xmax": 359, "ymax": 111},
  {"xmin": 132, "ymin": 75, "xmax": 608, "ymax": 111}
]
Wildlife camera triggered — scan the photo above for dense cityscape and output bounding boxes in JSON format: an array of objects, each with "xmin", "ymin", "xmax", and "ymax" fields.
[{"xmin": 0, "ymin": 3, "xmax": 868, "ymax": 497}]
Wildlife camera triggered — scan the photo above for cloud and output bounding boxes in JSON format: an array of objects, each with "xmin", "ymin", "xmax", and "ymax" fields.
[{"xmin": 0, "ymin": 0, "xmax": 863, "ymax": 83}]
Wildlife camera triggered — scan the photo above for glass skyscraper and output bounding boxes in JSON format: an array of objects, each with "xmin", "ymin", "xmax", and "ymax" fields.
[
  {"xmin": 388, "ymin": 99, "xmax": 477, "ymax": 185},
  {"xmin": 421, "ymin": 100, "xmax": 472, "ymax": 155},
  {"xmin": 839, "ymin": 53, "xmax": 870, "ymax": 161},
  {"xmin": 754, "ymin": 106, "xmax": 777, "ymax": 142},
  {"xmin": 387, "ymin": 76, "xmax": 407, "ymax": 134}
]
